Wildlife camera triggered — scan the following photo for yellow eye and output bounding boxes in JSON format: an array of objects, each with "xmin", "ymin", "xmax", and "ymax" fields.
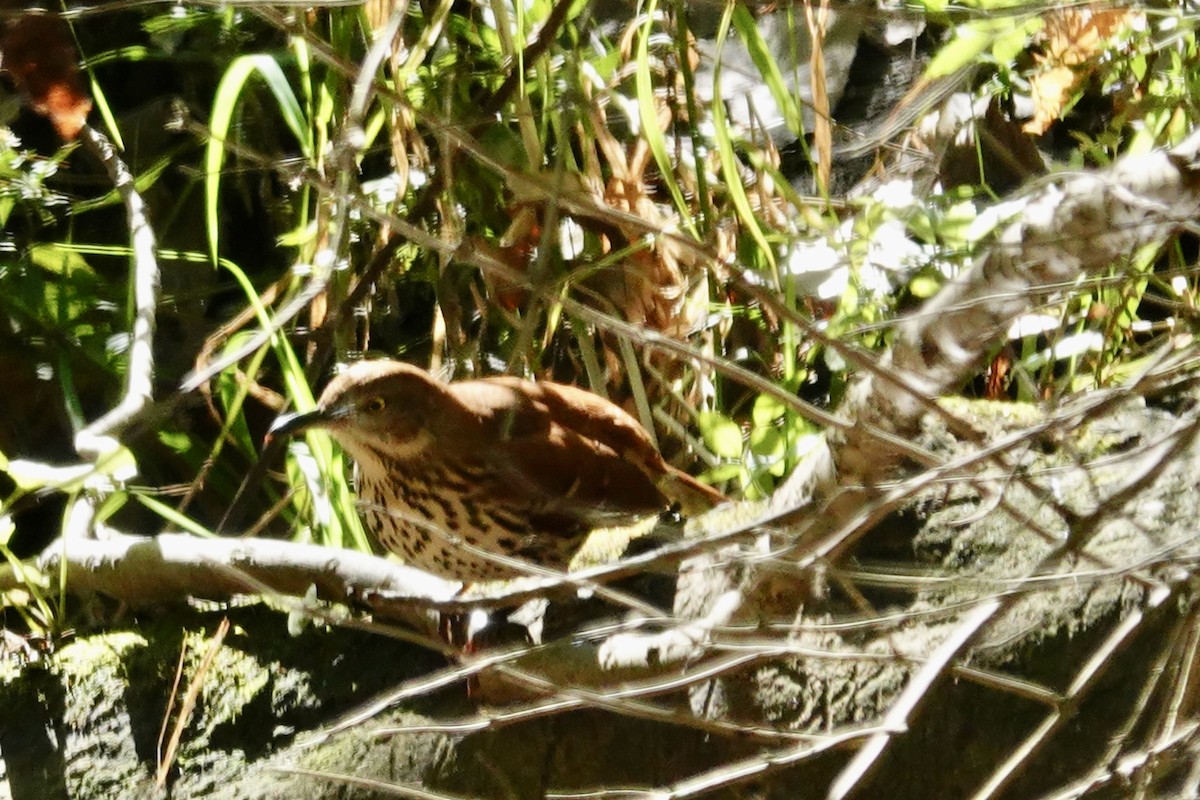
[{"xmin": 365, "ymin": 396, "xmax": 386, "ymax": 414}]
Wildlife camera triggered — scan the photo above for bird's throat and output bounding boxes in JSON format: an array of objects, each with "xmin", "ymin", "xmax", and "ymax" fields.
[{"xmin": 342, "ymin": 428, "xmax": 435, "ymax": 470}]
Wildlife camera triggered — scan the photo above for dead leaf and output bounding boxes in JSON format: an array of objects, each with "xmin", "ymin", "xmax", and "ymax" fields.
[
  {"xmin": 1, "ymin": 15, "xmax": 93, "ymax": 140},
  {"xmin": 1023, "ymin": 4, "xmax": 1139, "ymax": 135}
]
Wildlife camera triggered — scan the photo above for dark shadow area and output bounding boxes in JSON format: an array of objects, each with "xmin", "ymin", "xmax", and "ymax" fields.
[{"xmin": 0, "ymin": 668, "xmax": 70, "ymax": 800}]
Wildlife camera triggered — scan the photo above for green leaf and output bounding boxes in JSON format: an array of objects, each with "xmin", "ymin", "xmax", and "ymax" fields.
[
  {"xmin": 157, "ymin": 429, "xmax": 193, "ymax": 454},
  {"xmin": 698, "ymin": 411, "xmax": 744, "ymax": 459},
  {"xmin": 939, "ymin": 199, "xmax": 980, "ymax": 247},
  {"xmin": 991, "ymin": 17, "xmax": 1042, "ymax": 65},
  {"xmin": 701, "ymin": 463, "xmax": 745, "ymax": 484},
  {"xmin": 30, "ymin": 244, "xmax": 95, "ymax": 278},
  {"xmin": 926, "ymin": 18, "xmax": 1031, "ymax": 79},
  {"xmin": 906, "ymin": 209, "xmax": 936, "ymax": 243},
  {"xmin": 751, "ymin": 393, "xmax": 787, "ymax": 428},
  {"xmin": 71, "ymin": 152, "xmax": 173, "ymax": 215},
  {"xmin": 909, "ymin": 274, "xmax": 942, "ymax": 298},
  {"xmin": 749, "ymin": 425, "xmax": 783, "ymax": 455}
]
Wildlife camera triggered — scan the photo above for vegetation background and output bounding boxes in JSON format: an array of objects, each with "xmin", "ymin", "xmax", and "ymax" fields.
[{"xmin": 2, "ymin": 1, "xmax": 1200, "ymax": 798}]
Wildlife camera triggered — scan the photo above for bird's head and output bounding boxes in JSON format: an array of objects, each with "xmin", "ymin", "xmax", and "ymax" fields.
[{"xmin": 268, "ymin": 360, "xmax": 447, "ymax": 463}]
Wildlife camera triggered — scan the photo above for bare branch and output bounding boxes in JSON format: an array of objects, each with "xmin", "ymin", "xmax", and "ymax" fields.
[{"xmin": 73, "ymin": 123, "xmax": 160, "ymax": 460}]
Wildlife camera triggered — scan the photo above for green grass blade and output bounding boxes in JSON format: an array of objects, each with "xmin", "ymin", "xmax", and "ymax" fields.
[
  {"xmin": 731, "ymin": 5, "xmax": 803, "ymax": 139},
  {"xmin": 135, "ymin": 493, "xmax": 217, "ymax": 538},
  {"xmin": 710, "ymin": 2, "xmax": 775, "ymax": 274},
  {"xmin": 206, "ymin": 55, "xmax": 314, "ymax": 265},
  {"xmin": 635, "ymin": 0, "xmax": 697, "ymax": 238}
]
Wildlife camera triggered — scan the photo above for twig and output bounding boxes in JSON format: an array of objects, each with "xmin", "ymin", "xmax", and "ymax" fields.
[
  {"xmin": 1037, "ymin": 720, "xmax": 1200, "ymax": 800},
  {"xmin": 271, "ymin": 766, "xmax": 470, "ymax": 800},
  {"xmin": 74, "ymin": 122, "xmax": 159, "ymax": 459},
  {"xmin": 828, "ymin": 415, "xmax": 1200, "ymax": 800},
  {"xmin": 19, "ymin": 530, "xmax": 456, "ymax": 628},
  {"xmin": 155, "ymin": 617, "xmax": 231, "ymax": 789}
]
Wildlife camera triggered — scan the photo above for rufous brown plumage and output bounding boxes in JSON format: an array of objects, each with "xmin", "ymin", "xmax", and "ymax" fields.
[{"xmin": 270, "ymin": 360, "xmax": 724, "ymax": 581}]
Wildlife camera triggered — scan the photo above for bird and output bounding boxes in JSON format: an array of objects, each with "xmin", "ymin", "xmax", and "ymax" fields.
[{"xmin": 269, "ymin": 360, "xmax": 725, "ymax": 582}]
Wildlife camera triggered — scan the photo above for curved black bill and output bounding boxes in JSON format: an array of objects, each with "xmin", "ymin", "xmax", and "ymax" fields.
[{"xmin": 265, "ymin": 408, "xmax": 328, "ymax": 445}]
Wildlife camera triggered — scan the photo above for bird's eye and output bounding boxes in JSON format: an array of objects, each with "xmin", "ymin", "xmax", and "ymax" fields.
[{"xmin": 365, "ymin": 396, "xmax": 386, "ymax": 414}]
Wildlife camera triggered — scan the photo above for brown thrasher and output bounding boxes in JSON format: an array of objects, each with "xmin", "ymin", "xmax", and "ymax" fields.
[{"xmin": 270, "ymin": 360, "xmax": 725, "ymax": 581}]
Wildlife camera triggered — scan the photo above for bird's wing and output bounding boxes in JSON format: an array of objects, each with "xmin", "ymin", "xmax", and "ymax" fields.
[
  {"xmin": 454, "ymin": 377, "xmax": 669, "ymax": 523},
  {"xmin": 522, "ymin": 380, "xmax": 726, "ymax": 514},
  {"xmin": 476, "ymin": 377, "xmax": 667, "ymax": 466}
]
